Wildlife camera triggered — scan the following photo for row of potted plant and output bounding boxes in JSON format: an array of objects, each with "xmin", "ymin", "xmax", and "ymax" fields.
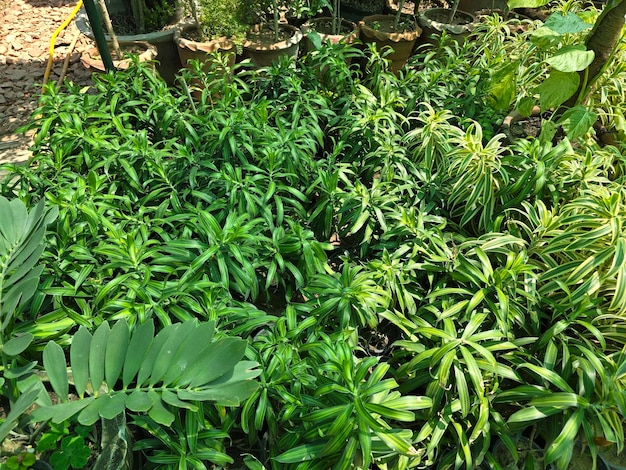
[{"xmin": 80, "ymin": 0, "xmax": 480, "ymax": 78}]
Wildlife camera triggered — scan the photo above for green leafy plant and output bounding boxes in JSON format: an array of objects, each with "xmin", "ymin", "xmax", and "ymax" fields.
[
  {"xmin": 30, "ymin": 318, "xmax": 260, "ymax": 426},
  {"xmin": 4, "ymin": 451, "xmax": 36, "ymax": 470}
]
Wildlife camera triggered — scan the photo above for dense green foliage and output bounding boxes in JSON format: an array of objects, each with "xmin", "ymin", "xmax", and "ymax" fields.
[{"xmin": 1, "ymin": 9, "xmax": 626, "ymax": 469}]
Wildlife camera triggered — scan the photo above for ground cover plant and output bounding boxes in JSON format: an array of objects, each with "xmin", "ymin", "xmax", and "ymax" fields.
[{"xmin": 1, "ymin": 5, "xmax": 626, "ymax": 469}]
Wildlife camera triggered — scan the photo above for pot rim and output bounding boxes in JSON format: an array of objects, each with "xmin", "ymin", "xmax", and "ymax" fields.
[
  {"xmin": 359, "ymin": 14, "xmax": 422, "ymax": 42},
  {"xmin": 243, "ymin": 23, "xmax": 303, "ymax": 50}
]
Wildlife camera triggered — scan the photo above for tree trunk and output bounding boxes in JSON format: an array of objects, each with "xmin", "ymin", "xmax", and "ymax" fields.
[{"xmin": 564, "ymin": 0, "xmax": 626, "ymax": 107}]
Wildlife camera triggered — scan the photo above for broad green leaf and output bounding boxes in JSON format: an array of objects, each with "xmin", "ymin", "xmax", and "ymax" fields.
[
  {"xmin": 43, "ymin": 341, "xmax": 69, "ymax": 402},
  {"xmin": 136, "ymin": 324, "xmax": 174, "ymax": 386},
  {"xmin": 181, "ymin": 338, "xmax": 247, "ymax": 387},
  {"xmin": 162, "ymin": 321, "xmax": 215, "ymax": 386},
  {"xmin": 558, "ymin": 105, "xmax": 597, "ymax": 139},
  {"xmin": 530, "ymin": 26, "xmax": 562, "ymax": 49},
  {"xmin": 126, "ymin": 390, "xmax": 152, "ymax": 412},
  {"xmin": 177, "ymin": 380, "xmax": 259, "ymax": 405},
  {"xmin": 96, "ymin": 393, "xmax": 127, "ymax": 420},
  {"xmin": 517, "ymin": 97, "xmax": 536, "ymax": 117},
  {"xmin": 123, "ymin": 319, "xmax": 154, "ymax": 387},
  {"xmin": 149, "ymin": 321, "xmax": 194, "ymax": 386},
  {"xmin": 3, "ymin": 333, "xmax": 33, "ymax": 356},
  {"xmin": 4, "ymin": 361, "xmax": 37, "ymax": 379},
  {"xmin": 147, "ymin": 391, "xmax": 175, "ymax": 426},
  {"xmin": 546, "ymin": 45, "xmax": 594, "ymax": 72},
  {"xmin": 545, "ymin": 12, "xmax": 592, "ymax": 34},
  {"xmin": 71, "ymin": 327, "xmax": 92, "ymax": 398},
  {"xmin": 535, "ymin": 70, "xmax": 579, "ymax": 110},
  {"xmin": 161, "ymin": 390, "xmax": 198, "ymax": 411},
  {"xmin": 488, "ymin": 63, "xmax": 517, "ymax": 111},
  {"xmin": 89, "ymin": 322, "xmax": 110, "ymax": 395},
  {"xmin": 105, "ymin": 320, "xmax": 130, "ymax": 388}
]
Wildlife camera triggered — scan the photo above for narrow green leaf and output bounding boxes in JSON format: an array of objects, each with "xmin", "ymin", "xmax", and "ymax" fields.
[
  {"xmin": 545, "ymin": 409, "xmax": 584, "ymax": 464},
  {"xmin": 274, "ymin": 443, "xmax": 325, "ymax": 463}
]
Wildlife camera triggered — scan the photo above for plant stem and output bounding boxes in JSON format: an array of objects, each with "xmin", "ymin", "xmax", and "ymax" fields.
[
  {"xmin": 273, "ymin": 0, "xmax": 280, "ymax": 42},
  {"xmin": 448, "ymin": 0, "xmax": 460, "ymax": 24},
  {"xmin": 394, "ymin": 0, "xmax": 407, "ymax": 29},
  {"xmin": 96, "ymin": 0, "xmax": 122, "ymax": 57},
  {"xmin": 189, "ymin": 0, "xmax": 206, "ymax": 41}
]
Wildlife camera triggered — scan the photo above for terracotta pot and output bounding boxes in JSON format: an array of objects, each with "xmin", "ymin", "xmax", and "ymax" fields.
[
  {"xmin": 80, "ymin": 41, "xmax": 158, "ymax": 73},
  {"xmin": 300, "ymin": 17, "xmax": 359, "ymax": 54},
  {"xmin": 76, "ymin": 7, "xmax": 182, "ymax": 84},
  {"xmin": 241, "ymin": 23, "xmax": 303, "ymax": 68},
  {"xmin": 418, "ymin": 8, "xmax": 476, "ymax": 45},
  {"xmin": 359, "ymin": 14, "xmax": 422, "ymax": 74},
  {"xmin": 174, "ymin": 24, "xmax": 236, "ymax": 71}
]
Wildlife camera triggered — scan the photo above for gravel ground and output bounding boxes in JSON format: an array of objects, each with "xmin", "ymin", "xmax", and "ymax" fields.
[{"xmin": 0, "ymin": 0, "xmax": 95, "ymax": 166}]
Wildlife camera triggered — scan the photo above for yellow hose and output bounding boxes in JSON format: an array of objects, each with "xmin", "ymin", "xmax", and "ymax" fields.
[{"xmin": 43, "ymin": 0, "xmax": 84, "ymax": 90}]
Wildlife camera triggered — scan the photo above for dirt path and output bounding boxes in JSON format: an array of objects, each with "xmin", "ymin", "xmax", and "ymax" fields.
[{"xmin": 0, "ymin": 0, "xmax": 94, "ymax": 166}]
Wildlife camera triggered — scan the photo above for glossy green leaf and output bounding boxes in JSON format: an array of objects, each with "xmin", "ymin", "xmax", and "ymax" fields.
[
  {"xmin": 162, "ymin": 321, "xmax": 216, "ymax": 386},
  {"xmin": 558, "ymin": 105, "xmax": 598, "ymax": 139},
  {"xmin": 535, "ymin": 70, "xmax": 579, "ymax": 110},
  {"xmin": 545, "ymin": 12, "xmax": 592, "ymax": 34},
  {"xmin": 546, "ymin": 45, "xmax": 594, "ymax": 72},
  {"xmin": 274, "ymin": 443, "xmax": 326, "ymax": 463}
]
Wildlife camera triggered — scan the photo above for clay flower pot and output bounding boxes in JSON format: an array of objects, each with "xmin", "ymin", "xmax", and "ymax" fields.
[
  {"xmin": 300, "ymin": 17, "xmax": 359, "ymax": 55},
  {"xmin": 418, "ymin": 8, "xmax": 476, "ymax": 45},
  {"xmin": 174, "ymin": 23, "xmax": 236, "ymax": 71},
  {"xmin": 359, "ymin": 14, "xmax": 422, "ymax": 74},
  {"xmin": 241, "ymin": 23, "xmax": 303, "ymax": 68},
  {"xmin": 80, "ymin": 41, "xmax": 157, "ymax": 73}
]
